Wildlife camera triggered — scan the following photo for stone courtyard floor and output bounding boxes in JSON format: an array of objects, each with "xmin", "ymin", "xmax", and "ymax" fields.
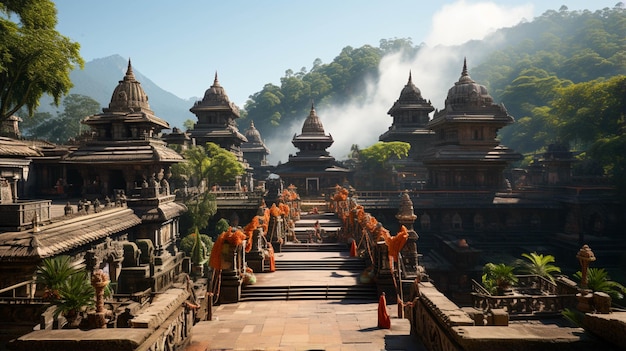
[{"xmin": 185, "ymin": 299, "xmax": 425, "ymax": 351}]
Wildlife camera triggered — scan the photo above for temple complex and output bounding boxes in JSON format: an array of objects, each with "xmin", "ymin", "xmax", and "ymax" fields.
[
  {"xmin": 274, "ymin": 104, "xmax": 352, "ymax": 196},
  {"xmin": 423, "ymin": 59, "xmax": 522, "ymax": 190},
  {"xmin": 379, "ymin": 72, "xmax": 435, "ymax": 189},
  {"xmin": 0, "ymin": 56, "xmax": 624, "ymax": 350},
  {"xmin": 188, "ymin": 73, "xmax": 248, "ymax": 167}
]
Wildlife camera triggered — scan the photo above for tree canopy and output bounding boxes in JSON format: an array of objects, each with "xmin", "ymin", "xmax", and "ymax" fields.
[
  {"xmin": 21, "ymin": 94, "xmax": 101, "ymax": 143},
  {"xmin": 244, "ymin": 38, "xmax": 417, "ymax": 140},
  {"xmin": 0, "ymin": 0, "xmax": 83, "ymax": 123}
]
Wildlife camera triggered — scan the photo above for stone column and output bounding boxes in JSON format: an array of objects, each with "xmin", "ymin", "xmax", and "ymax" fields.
[{"xmin": 396, "ymin": 191, "xmax": 419, "ymax": 279}]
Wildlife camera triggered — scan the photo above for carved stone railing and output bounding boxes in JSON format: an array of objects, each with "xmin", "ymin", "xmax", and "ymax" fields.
[
  {"xmin": 0, "ymin": 199, "xmax": 51, "ymax": 231},
  {"xmin": 471, "ymin": 293, "xmax": 577, "ymax": 316},
  {"xmin": 470, "ymin": 275, "xmax": 576, "ymax": 316}
]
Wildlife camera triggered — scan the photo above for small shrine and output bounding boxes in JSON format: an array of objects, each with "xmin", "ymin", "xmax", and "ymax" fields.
[
  {"xmin": 423, "ymin": 59, "xmax": 521, "ymax": 190},
  {"xmin": 379, "ymin": 72, "xmax": 435, "ymax": 189},
  {"xmin": 241, "ymin": 121, "xmax": 271, "ymax": 179},
  {"xmin": 274, "ymin": 104, "xmax": 352, "ymax": 196},
  {"xmin": 188, "ymin": 73, "xmax": 249, "ymax": 168}
]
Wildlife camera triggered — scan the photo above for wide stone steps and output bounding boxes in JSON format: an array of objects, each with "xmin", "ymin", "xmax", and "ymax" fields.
[
  {"xmin": 275, "ymin": 258, "xmax": 364, "ymax": 271},
  {"xmin": 240, "ymin": 284, "xmax": 377, "ymax": 302},
  {"xmin": 280, "ymin": 242, "xmax": 347, "ymax": 252}
]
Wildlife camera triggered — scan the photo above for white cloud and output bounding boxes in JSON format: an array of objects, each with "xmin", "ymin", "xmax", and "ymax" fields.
[{"xmin": 425, "ymin": 0, "xmax": 534, "ymax": 46}]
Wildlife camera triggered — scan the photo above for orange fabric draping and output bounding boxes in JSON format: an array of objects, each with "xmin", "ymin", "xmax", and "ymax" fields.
[
  {"xmin": 267, "ymin": 244, "xmax": 276, "ymax": 272},
  {"xmin": 386, "ymin": 225, "xmax": 409, "ymax": 263},
  {"xmin": 377, "ymin": 293, "xmax": 391, "ymax": 329},
  {"xmin": 208, "ymin": 227, "xmax": 247, "ymax": 270},
  {"xmin": 209, "ymin": 232, "xmax": 226, "ymax": 270},
  {"xmin": 243, "ymin": 217, "xmax": 259, "ymax": 253},
  {"xmin": 279, "ymin": 203, "xmax": 290, "ymax": 217},
  {"xmin": 269, "ymin": 203, "xmax": 281, "ymax": 217}
]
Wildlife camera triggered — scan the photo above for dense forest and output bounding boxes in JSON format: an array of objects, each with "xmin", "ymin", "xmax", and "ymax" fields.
[{"xmin": 243, "ymin": 5, "xmax": 625, "ymax": 190}]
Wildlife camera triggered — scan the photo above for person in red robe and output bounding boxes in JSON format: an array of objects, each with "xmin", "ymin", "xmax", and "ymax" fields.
[{"xmin": 378, "ymin": 292, "xmax": 391, "ymax": 329}]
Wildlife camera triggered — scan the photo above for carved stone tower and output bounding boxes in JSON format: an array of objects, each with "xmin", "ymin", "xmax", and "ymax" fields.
[
  {"xmin": 380, "ymin": 72, "xmax": 435, "ymax": 188},
  {"xmin": 423, "ymin": 59, "xmax": 521, "ymax": 190},
  {"xmin": 188, "ymin": 73, "xmax": 248, "ymax": 166}
]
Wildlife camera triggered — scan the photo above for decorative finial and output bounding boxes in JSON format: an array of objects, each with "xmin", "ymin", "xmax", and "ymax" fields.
[
  {"xmin": 124, "ymin": 58, "xmax": 135, "ymax": 80},
  {"xmin": 213, "ymin": 71, "xmax": 219, "ymax": 86},
  {"xmin": 408, "ymin": 70, "xmax": 413, "ymax": 83},
  {"xmin": 462, "ymin": 57, "xmax": 468, "ymax": 77},
  {"xmin": 250, "ymin": 120, "xmax": 255, "ymax": 128}
]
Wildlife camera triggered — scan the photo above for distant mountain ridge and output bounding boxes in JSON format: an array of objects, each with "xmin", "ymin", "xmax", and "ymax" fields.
[{"xmin": 39, "ymin": 54, "xmax": 195, "ymax": 129}]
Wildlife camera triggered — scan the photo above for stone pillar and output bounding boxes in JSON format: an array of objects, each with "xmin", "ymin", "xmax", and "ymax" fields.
[
  {"xmin": 396, "ymin": 191, "xmax": 419, "ymax": 279},
  {"xmin": 247, "ymin": 228, "xmax": 266, "ymax": 272},
  {"xmin": 576, "ymin": 244, "xmax": 596, "ymax": 289},
  {"xmin": 219, "ymin": 243, "xmax": 243, "ymax": 304},
  {"xmin": 88, "ymin": 270, "xmax": 110, "ymax": 328},
  {"xmin": 376, "ymin": 242, "xmax": 396, "ymax": 299}
]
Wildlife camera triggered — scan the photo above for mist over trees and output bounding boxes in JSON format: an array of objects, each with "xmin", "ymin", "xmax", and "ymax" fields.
[
  {"xmin": 244, "ymin": 5, "xmax": 625, "ymax": 191},
  {"xmin": 243, "ymin": 38, "xmax": 420, "ymax": 140}
]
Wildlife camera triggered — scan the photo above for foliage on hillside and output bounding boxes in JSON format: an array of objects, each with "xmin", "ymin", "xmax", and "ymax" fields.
[
  {"xmin": 243, "ymin": 38, "xmax": 419, "ymax": 139},
  {"xmin": 471, "ymin": 6, "xmax": 626, "ymax": 156}
]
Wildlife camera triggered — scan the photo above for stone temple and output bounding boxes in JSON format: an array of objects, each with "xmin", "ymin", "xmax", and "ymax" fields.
[{"xmin": 0, "ymin": 57, "xmax": 624, "ymax": 350}]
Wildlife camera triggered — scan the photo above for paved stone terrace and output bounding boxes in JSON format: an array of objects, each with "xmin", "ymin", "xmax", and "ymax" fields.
[
  {"xmin": 185, "ymin": 248, "xmax": 427, "ymax": 350},
  {"xmin": 186, "ymin": 299, "xmax": 424, "ymax": 351}
]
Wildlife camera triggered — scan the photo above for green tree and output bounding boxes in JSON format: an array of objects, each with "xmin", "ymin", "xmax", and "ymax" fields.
[
  {"xmin": 358, "ymin": 141, "xmax": 410, "ymax": 169},
  {"xmin": 0, "ymin": 0, "xmax": 83, "ymax": 123},
  {"xmin": 172, "ymin": 143, "xmax": 244, "ymax": 233},
  {"xmin": 204, "ymin": 142, "xmax": 245, "ymax": 185},
  {"xmin": 518, "ymin": 252, "xmax": 561, "ymax": 283},
  {"xmin": 28, "ymin": 94, "xmax": 101, "ymax": 143},
  {"xmin": 574, "ymin": 268, "xmax": 626, "ymax": 300}
]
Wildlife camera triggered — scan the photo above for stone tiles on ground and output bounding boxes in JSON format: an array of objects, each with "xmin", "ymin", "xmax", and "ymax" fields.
[{"xmin": 186, "ymin": 299, "xmax": 424, "ymax": 351}]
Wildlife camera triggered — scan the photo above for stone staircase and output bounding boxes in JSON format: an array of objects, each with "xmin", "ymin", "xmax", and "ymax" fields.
[{"xmin": 240, "ymin": 213, "xmax": 377, "ymax": 302}]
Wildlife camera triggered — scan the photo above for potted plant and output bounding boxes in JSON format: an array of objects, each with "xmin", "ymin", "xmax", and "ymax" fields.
[
  {"xmin": 36, "ymin": 255, "xmax": 82, "ymax": 300},
  {"xmin": 482, "ymin": 262, "xmax": 518, "ymax": 295},
  {"xmin": 52, "ymin": 271, "xmax": 95, "ymax": 328}
]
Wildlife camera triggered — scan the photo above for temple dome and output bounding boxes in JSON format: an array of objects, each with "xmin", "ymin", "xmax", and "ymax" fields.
[
  {"xmin": 201, "ymin": 72, "xmax": 231, "ymax": 105},
  {"xmin": 399, "ymin": 72, "xmax": 424, "ymax": 101},
  {"xmin": 245, "ymin": 121, "xmax": 263, "ymax": 144},
  {"xmin": 301, "ymin": 104, "xmax": 325, "ymax": 135},
  {"xmin": 445, "ymin": 58, "xmax": 494, "ymax": 107},
  {"xmin": 107, "ymin": 59, "xmax": 152, "ymax": 113}
]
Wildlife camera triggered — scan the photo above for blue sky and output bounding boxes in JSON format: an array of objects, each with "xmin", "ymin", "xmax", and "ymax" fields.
[{"xmin": 54, "ymin": 0, "xmax": 620, "ymax": 107}]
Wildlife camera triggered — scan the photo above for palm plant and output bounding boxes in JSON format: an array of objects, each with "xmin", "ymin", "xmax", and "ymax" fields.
[
  {"xmin": 52, "ymin": 271, "xmax": 95, "ymax": 328},
  {"xmin": 482, "ymin": 263, "xmax": 518, "ymax": 295},
  {"xmin": 574, "ymin": 268, "xmax": 626, "ymax": 300},
  {"xmin": 518, "ymin": 252, "xmax": 561, "ymax": 283},
  {"xmin": 36, "ymin": 255, "xmax": 82, "ymax": 300}
]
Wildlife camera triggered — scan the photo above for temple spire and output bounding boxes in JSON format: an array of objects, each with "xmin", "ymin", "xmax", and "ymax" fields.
[
  {"xmin": 462, "ymin": 57, "xmax": 468, "ymax": 77},
  {"xmin": 408, "ymin": 70, "xmax": 413, "ymax": 84},
  {"xmin": 124, "ymin": 58, "xmax": 135, "ymax": 81},
  {"xmin": 213, "ymin": 71, "xmax": 220, "ymax": 86}
]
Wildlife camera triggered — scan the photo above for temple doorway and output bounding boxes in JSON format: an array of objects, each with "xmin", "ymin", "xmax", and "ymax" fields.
[{"xmin": 306, "ymin": 177, "xmax": 319, "ymax": 196}]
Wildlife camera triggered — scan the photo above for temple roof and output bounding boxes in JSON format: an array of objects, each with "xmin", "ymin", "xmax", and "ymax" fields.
[
  {"xmin": 190, "ymin": 72, "xmax": 240, "ymax": 117},
  {"xmin": 0, "ymin": 137, "xmax": 42, "ymax": 158},
  {"xmin": 292, "ymin": 104, "xmax": 334, "ymax": 152},
  {"xmin": 301, "ymin": 104, "xmax": 327, "ymax": 135},
  {"xmin": 0, "ymin": 207, "xmax": 141, "ymax": 260},
  {"xmin": 63, "ymin": 140, "xmax": 183, "ymax": 164},
  {"xmin": 106, "ymin": 60, "xmax": 152, "ymax": 114},
  {"xmin": 444, "ymin": 58, "xmax": 495, "ymax": 108},
  {"xmin": 242, "ymin": 121, "xmax": 270, "ymax": 153},
  {"xmin": 399, "ymin": 72, "xmax": 425, "ymax": 102},
  {"xmin": 84, "ymin": 59, "xmax": 170, "ymax": 131}
]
